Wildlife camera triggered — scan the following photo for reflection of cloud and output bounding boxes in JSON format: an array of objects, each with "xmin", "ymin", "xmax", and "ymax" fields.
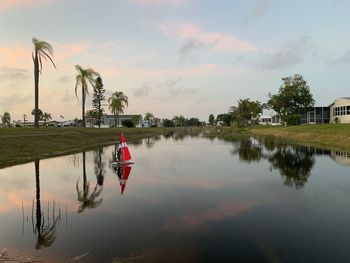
[
  {"xmin": 258, "ymin": 36, "xmax": 312, "ymax": 70},
  {"xmin": 156, "ymin": 22, "xmax": 258, "ymax": 53},
  {"xmin": 161, "ymin": 201, "xmax": 255, "ymax": 230},
  {"xmin": 0, "ymin": 66, "xmax": 29, "ymax": 82}
]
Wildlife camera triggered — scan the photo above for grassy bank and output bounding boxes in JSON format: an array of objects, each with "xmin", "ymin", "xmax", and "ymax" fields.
[
  {"xmin": 249, "ymin": 124, "xmax": 350, "ymax": 151},
  {"xmin": 0, "ymin": 127, "xmax": 172, "ymax": 169},
  {"xmin": 204, "ymin": 124, "xmax": 350, "ymax": 152}
]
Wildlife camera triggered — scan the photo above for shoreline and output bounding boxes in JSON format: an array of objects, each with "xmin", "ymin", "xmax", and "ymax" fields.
[{"xmin": 0, "ymin": 127, "xmax": 173, "ymax": 169}]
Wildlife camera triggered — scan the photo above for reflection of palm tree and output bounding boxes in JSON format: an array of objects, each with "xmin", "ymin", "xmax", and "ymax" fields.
[
  {"xmin": 76, "ymin": 152, "xmax": 103, "ymax": 213},
  {"xmin": 145, "ymin": 135, "xmax": 161, "ymax": 148},
  {"xmin": 34, "ymin": 160, "xmax": 60, "ymax": 249},
  {"xmin": 94, "ymin": 149, "xmax": 105, "ymax": 186},
  {"xmin": 231, "ymin": 138, "xmax": 263, "ymax": 163}
]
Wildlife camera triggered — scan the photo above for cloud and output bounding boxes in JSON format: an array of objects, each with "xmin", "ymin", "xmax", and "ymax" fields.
[
  {"xmin": 0, "ymin": 94, "xmax": 32, "ymax": 112},
  {"xmin": 133, "ymin": 78, "xmax": 197, "ymax": 99},
  {"xmin": 244, "ymin": 0, "xmax": 274, "ymax": 23},
  {"xmin": 0, "ymin": 0, "xmax": 53, "ymax": 11},
  {"xmin": 330, "ymin": 49, "xmax": 350, "ymax": 65},
  {"xmin": 0, "ymin": 66, "xmax": 29, "ymax": 82},
  {"xmin": 258, "ymin": 36, "xmax": 312, "ymax": 70},
  {"xmin": 128, "ymin": 0, "xmax": 186, "ymax": 6},
  {"xmin": 179, "ymin": 40, "xmax": 206, "ymax": 59},
  {"xmin": 56, "ymin": 75, "xmax": 72, "ymax": 83},
  {"xmin": 156, "ymin": 23, "xmax": 258, "ymax": 55}
]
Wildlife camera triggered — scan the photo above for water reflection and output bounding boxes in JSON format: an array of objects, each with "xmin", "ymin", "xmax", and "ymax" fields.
[
  {"xmin": 76, "ymin": 152, "xmax": 103, "ymax": 213},
  {"xmin": 33, "ymin": 160, "xmax": 60, "ymax": 249},
  {"xmin": 115, "ymin": 166, "xmax": 133, "ymax": 195},
  {"xmin": 230, "ymin": 137, "xmax": 316, "ymax": 189},
  {"xmin": 94, "ymin": 149, "xmax": 105, "ymax": 186}
]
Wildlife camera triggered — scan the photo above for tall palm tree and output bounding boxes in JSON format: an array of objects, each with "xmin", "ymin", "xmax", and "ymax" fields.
[
  {"xmin": 32, "ymin": 38, "xmax": 56, "ymax": 128},
  {"xmin": 144, "ymin": 112, "xmax": 155, "ymax": 127},
  {"xmin": 108, "ymin": 91, "xmax": 128, "ymax": 127},
  {"xmin": 74, "ymin": 65, "xmax": 99, "ymax": 127},
  {"xmin": 42, "ymin": 112, "xmax": 52, "ymax": 127}
]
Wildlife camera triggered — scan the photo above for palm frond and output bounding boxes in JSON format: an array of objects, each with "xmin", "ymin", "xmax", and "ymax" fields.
[{"xmin": 40, "ymin": 50, "xmax": 57, "ymax": 69}]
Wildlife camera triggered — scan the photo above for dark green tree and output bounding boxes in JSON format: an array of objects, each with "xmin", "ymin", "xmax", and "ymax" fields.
[
  {"xmin": 267, "ymin": 74, "xmax": 314, "ymax": 124},
  {"xmin": 2, "ymin": 112, "xmax": 11, "ymax": 127},
  {"xmin": 208, "ymin": 114, "xmax": 215, "ymax": 125},
  {"xmin": 92, "ymin": 76, "xmax": 105, "ymax": 128}
]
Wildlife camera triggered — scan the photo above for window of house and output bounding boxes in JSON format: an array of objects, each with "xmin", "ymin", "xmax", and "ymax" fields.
[{"xmin": 347, "ymin": 106, "xmax": 350, "ymax": 115}]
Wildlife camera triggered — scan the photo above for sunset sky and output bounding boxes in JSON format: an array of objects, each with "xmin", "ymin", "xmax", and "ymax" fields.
[{"xmin": 1, "ymin": 0, "xmax": 350, "ymax": 121}]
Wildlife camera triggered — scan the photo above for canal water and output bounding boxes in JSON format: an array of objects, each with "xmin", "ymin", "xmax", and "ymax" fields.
[{"xmin": 1, "ymin": 132, "xmax": 350, "ymax": 262}]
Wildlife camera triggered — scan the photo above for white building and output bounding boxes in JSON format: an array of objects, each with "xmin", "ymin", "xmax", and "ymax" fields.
[
  {"xmin": 258, "ymin": 115, "xmax": 282, "ymax": 126},
  {"xmin": 329, "ymin": 97, "xmax": 350, "ymax": 123}
]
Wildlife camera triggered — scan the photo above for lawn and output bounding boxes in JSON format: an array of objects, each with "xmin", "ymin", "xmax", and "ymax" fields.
[
  {"xmin": 250, "ymin": 124, "xmax": 350, "ymax": 151},
  {"xmin": 0, "ymin": 127, "xmax": 172, "ymax": 169}
]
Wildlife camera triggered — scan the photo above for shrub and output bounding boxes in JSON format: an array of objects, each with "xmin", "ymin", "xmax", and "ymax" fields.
[
  {"xmin": 285, "ymin": 114, "xmax": 300, "ymax": 125},
  {"xmin": 121, "ymin": 120, "xmax": 135, "ymax": 128}
]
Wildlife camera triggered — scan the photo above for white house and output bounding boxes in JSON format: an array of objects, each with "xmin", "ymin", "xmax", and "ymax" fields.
[
  {"xmin": 258, "ymin": 114, "xmax": 282, "ymax": 126},
  {"xmin": 329, "ymin": 97, "xmax": 350, "ymax": 123},
  {"xmin": 86, "ymin": 114, "xmax": 143, "ymax": 127}
]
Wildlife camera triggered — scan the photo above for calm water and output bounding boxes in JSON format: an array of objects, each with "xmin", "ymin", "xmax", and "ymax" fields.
[{"xmin": 1, "ymin": 133, "xmax": 350, "ymax": 262}]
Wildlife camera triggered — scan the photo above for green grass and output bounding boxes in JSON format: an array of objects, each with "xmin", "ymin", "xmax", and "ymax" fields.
[
  {"xmin": 0, "ymin": 127, "xmax": 172, "ymax": 169},
  {"xmin": 249, "ymin": 124, "xmax": 350, "ymax": 151}
]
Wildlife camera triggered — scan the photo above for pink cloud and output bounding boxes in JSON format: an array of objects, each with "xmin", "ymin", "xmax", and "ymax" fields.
[
  {"xmin": 0, "ymin": 0, "xmax": 53, "ymax": 11},
  {"xmin": 129, "ymin": 0, "xmax": 186, "ymax": 6},
  {"xmin": 157, "ymin": 23, "xmax": 258, "ymax": 52}
]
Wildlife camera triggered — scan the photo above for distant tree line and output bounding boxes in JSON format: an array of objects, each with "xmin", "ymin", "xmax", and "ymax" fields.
[
  {"xmin": 209, "ymin": 74, "xmax": 314, "ymax": 127},
  {"xmin": 162, "ymin": 115, "xmax": 205, "ymax": 127}
]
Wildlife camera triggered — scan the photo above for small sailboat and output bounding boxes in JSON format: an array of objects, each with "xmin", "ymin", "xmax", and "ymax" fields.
[{"xmin": 113, "ymin": 133, "xmax": 134, "ymax": 166}]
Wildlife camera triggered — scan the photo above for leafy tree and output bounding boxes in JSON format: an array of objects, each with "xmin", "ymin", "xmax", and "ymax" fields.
[
  {"xmin": 267, "ymin": 74, "xmax": 314, "ymax": 124},
  {"xmin": 74, "ymin": 65, "xmax": 100, "ymax": 127},
  {"xmin": 216, "ymin": 113, "xmax": 232, "ymax": 126},
  {"xmin": 172, "ymin": 115, "xmax": 185, "ymax": 127},
  {"xmin": 235, "ymin": 99, "xmax": 264, "ymax": 127},
  {"xmin": 186, "ymin": 117, "xmax": 202, "ymax": 126},
  {"xmin": 108, "ymin": 91, "xmax": 128, "ymax": 127},
  {"xmin": 31, "ymin": 108, "xmax": 44, "ymax": 121},
  {"xmin": 163, "ymin": 118, "xmax": 175, "ymax": 127},
  {"xmin": 32, "ymin": 38, "xmax": 56, "ymax": 128},
  {"xmin": 208, "ymin": 114, "xmax": 215, "ymax": 125},
  {"xmin": 92, "ymin": 77, "xmax": 105, "ymax": 128},
  {"xmin": 85, "ymin": 109, "xmax": 98, "ymax": 119},
  {"xmin": 2, "ymin": 112, "xmax": 11, "ymax": 127}
]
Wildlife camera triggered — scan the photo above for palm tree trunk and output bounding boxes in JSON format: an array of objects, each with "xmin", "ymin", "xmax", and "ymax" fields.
[
  {"xmin": 34, "ymin": 51, "xmax": 39, "ymax": 128},
  {"xmin": 82, "ymin": 85, "xmax": 86, "ymax": 127},
  {"xmin": 114, "ymin": 111, "xmax": 117, "ymax": 128},
  {"xmin": 116, "ymin": 113, "xmax": 119, "ymax": 128}
]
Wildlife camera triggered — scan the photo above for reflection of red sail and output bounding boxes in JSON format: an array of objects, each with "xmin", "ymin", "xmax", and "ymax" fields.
[
  {"xmin": 121, "ymin": 165, "xmax": 132, "ymax": 194},
  {"xmin": 120, "ymin": 133, "xmax": 132, "ymax": 161}
]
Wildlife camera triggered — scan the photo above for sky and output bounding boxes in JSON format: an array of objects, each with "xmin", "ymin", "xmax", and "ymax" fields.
[{"xmin": 1, "ymin": 0, "xmax": 350, "ymax": 122}]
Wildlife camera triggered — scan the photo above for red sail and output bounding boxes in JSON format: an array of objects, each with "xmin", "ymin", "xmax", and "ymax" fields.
[
  {"xmin": 121, "ymin": 165, "xmax": 131, "ymax": 194},
  {"xmin": 120, "ymin": 133, "xmax": 132, "ymax": 161}
]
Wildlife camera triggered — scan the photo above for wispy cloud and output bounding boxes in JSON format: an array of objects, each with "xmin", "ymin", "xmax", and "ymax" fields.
[
  {"xmin": 0, "ymin": 94, "xmax": 32, "ymax": 112},
  {"xmin": 329, "ymin": 49, "xmax": 350, "ymax": 65},
  {"xmin": 0, "ymin": 66, "xmax": 29, "ymax": 82},
  {"xmin": 128, "ymin": 0, "xmax": 186, "ymax": 6},
  {"xmin": 244, "ymin": 0, "xmax": 274, "ymax": 23},
  {"xmin": 156, "ymin": 22, "xmax": 258, "ymax": 56},
  {"xmin": 258, "ymin": 36, "xmax": 312, "ymax": 70},
  {"xmin": 0, "ymin": 0, "xmax": 53, "ymax": 11}
]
